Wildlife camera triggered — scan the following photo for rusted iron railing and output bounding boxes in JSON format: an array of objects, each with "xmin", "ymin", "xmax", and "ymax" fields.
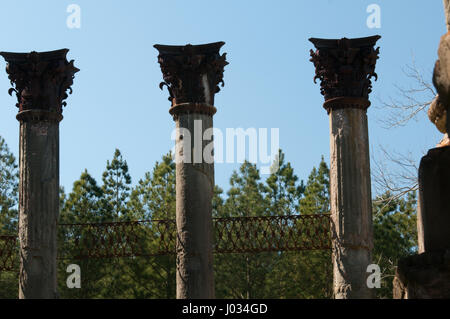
[
  {"xmin": 1, "ymin": 214, "xmax": 331, "ymax": 270},
  {"xmin": 58, "ymin": 219, "xmax": 177, "ymax": 259},
  {"xmin": 214, "ymin": 214, "xmax": 331, "ymax": 253}
]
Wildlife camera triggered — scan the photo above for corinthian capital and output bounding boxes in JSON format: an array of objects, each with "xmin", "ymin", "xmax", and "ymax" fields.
[
  {"xmin": 0, "ymin": 49, "xmax": 79, "ymax": 117},
  {"xmin": 309, "ymin": 36, "xmax": 381, "ymax": 112},
  {"xmin": 154, "ymin": 42, "xmax": 228, "ymax": 106}
]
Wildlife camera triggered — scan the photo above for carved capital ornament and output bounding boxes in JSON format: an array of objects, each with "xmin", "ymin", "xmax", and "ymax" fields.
[
  {"xmin": 154, "ymin": 42, "xmax": 228, "ymax": 109},
  {"xmin": 0, "ymin": 49, "xmax": 79, "ymax": 121},
  {"xmin": 309, "ymin": 36, "xmax": 381, "ymax": 113}
]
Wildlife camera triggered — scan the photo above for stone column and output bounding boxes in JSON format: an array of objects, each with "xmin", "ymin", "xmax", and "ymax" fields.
[
  {"xmin": 154, "ymin": 42, "xmax": 228, "ymax": 299},
  {"xmin": 392, "ymin": 14, "xmax": 450, "ymax": 298},
  {"xmin": 444, "ymin": 0, "xmax": 450, "ymax": 31},
  {"xmin": 309, "ymin": 36, "xmax": 381, "ymax": 299},
  {"xmin": 422, "ymin": 10, "xmax": 450, "ymax": 256},
  {"xmin": 0, "ymin": 49, "xmax": 78, "ymax": 299}
]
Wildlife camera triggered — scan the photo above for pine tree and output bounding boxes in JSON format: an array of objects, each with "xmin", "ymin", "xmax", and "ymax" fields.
[
  {"xmin": 215, "ymin": 161, "xmax": 273, "ymax": 298},
  {"xmin": 101, "ymin": 149, "xmax": 132, "ymax": 221},
  {"xmin": 267, "ymin": 156, "xmax": 333, "ymax": 298},
  {"xmin": 57, "ymin": 170, "xmax": 109, "ymax": 298},
  {"xmin": 128, "ymin": 152, "xmax": 175, "ymax": 220},
  {"xmin": 0, "ymin": 136, "xmax": 18, "ymax": 234},
  {"xmin": 299, "ymin": 156, "xmax": 330, "ymax": 215},
  {"xmin": 265, "ymin": 149, "xmax": 304, "ymax": 215},
  {"xmin": 60, "ymin": 170, "xmax": 104, "ymax": 224},
  {"xmin": 212, "ymin": 185, "xmax": 225, "ymax": 218},
  {"xmin": 0, "ymin": 136, "xmax": 19, "ymax": 298},
  {"xmin": 224, "ymin": 161, "xmax": 269, "ymax": 217},
  {"xmin": 124, "ymin": 152, "xmax": 176, "ymax": 298},
  {"xmin": 372, "ymin": 191, "xmax": 417, "ymax": 298}
]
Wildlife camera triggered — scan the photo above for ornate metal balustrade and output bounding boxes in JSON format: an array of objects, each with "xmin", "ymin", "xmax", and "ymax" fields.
[
  {"xmin": 58, "ymin": 219, "xmax": 177, "ymax": 259},
  {"xmin": 214, "ymin": 214, "xmax": 331, "ymax": 253},
  {"xmin": 1, "ymin": 214, "xmax": 331, "ymax": 270}
]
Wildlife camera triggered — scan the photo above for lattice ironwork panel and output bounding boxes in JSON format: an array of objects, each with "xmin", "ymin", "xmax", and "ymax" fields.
[
  {"xmin": 214, "ymin": 214, "xmax": 331, "ymax": 253},
  {"xmin": 58, "ymin": 214, "xmax": 331, "ymax": 259},
  {"xmin": 58, "ymin": 219, "xmax": 177, "ymax": 259},
  {"xmin": 1, "ymin": 214, "xmax": 331, "ymax": 266},
  {"xmin": 1, "ymin": 215, "xmax": 332, "ymax": 299}
]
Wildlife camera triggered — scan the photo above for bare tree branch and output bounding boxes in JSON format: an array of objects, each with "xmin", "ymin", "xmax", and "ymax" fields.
[
  {"xmin": 371, "ymin": 145, "xmax": 420, "ymax": 212},
  {"xmin": 375, "ymin": 58, "xmax": 436, "ymax": 129},
  {"xmin": 371, "ymin": 57, "xmax": 437, "ymax": 207}
]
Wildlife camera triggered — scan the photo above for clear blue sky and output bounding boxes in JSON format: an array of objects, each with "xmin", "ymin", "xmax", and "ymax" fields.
[{"xmin": 0, "ymin": 0, "xmax": 444, "ymax": 195}]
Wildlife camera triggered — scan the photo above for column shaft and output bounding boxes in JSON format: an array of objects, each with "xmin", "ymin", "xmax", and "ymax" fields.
[
  {"xmin": 154, "ymin": 42, "xmax": 228, "ymax": 299},
  {"xmin": 329, "ymin": 108, "xmax": 373, "ymax": 299},
  {"xmin": 0, "ymin": 49, "xmax": 78, "ymax": 299},
  {"xmin": 310, "ymin": 36, "xmax": 380, "ymax": 299},
  {"xmin": 175, "ymin": 111, "xmax": 215, "ymax": 299},
  {"xmin": 18, "ymin": 115, "xmax": 60, "ymax": 298}
]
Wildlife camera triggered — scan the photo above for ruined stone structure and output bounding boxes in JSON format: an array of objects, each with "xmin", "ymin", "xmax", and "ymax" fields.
[
  {"xmin": 444, "ymin": 0, "xmax": 450, "ymax": 31},
  {"xmin": 154, "ymin": 42, "xmax": 228, "ymax": 299},
  {"xmin": 393, "ymin": 2, "xmax": 450, "ymax": 298},
  {"xmin": 0, "ymin": 49, "xmax": 78, "ymax": 299},
  {"xmin": 310, "ymin": 36, "xmax": 381, "ymax": 299}
]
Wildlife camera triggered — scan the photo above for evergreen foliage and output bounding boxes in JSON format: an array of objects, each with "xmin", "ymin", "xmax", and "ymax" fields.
[{"xmin": 0, "ymin": 135, "xmax": 418, "ymax": 299}]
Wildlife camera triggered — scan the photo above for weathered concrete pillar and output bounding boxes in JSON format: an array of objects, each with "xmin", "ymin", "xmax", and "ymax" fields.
[
  {"xmin": 444, "ymin": 0, "xmax": 450, "ymax": 31},
  {"xmin": 154, "ymin": 42, "xmax": 228, "ymax": 299},
  {"xmin": 310, "ymin": 36, "xmax": 381, "ymax": 299},
  {"xmin": 393, "ymin": 12, "xmax": 450, "ymax": 298},
  {"xmin": 0, "ymin": 49, "xmax": 78, "ymax": 299},
  {"xmin": 428, "ymin": 13, "xmax": 450, "ymax": 252}
]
